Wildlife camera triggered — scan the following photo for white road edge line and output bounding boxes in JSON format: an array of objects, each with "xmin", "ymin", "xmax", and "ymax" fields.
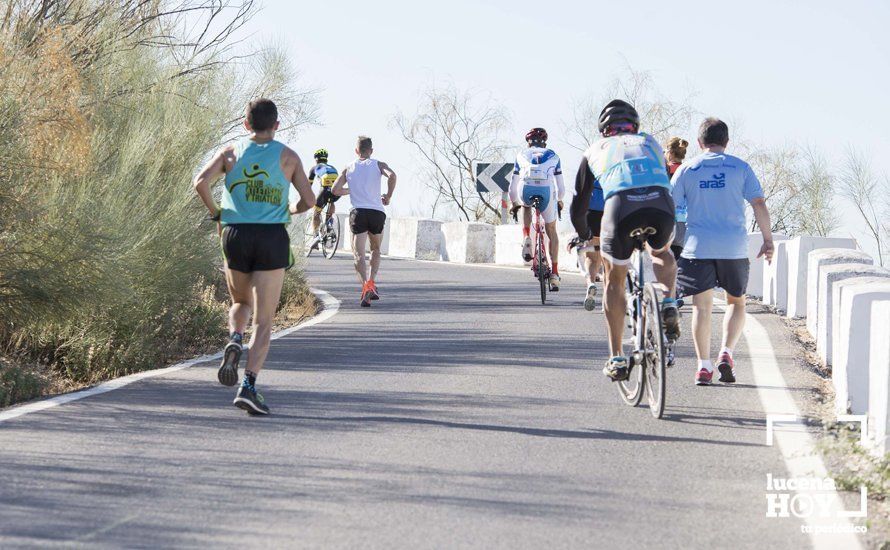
[
  {"xmin": 745, "ymin": 312, "xmax": 864, "ymax": 550},
  {"xmin": 0, "ymin": 288, "xmax": 340, "ymax": 424}
]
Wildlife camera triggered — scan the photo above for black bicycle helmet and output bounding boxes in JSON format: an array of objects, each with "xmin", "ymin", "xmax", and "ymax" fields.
[{"xmin": 597, "ymin": 100, "xmax": 640, "ymax": 135}]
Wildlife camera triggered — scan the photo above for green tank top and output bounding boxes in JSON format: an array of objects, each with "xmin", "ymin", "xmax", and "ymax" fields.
[{"xmin": 221, "ymin": 138, "xmax": 290, "ymax": 224}]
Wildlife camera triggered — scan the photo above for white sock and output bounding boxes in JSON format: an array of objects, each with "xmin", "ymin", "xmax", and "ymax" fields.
[
  {"xmin": 721, "ymin": 347, "xmax": 733, "ymax": 357},
  {"xmin": 698, "ymin": 359, "xmax": 713, "ymax": 372}
]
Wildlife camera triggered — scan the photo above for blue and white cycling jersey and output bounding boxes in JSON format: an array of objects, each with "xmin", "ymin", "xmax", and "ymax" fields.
[
  {"xmin": 584, "ymin": 132, "xmax": 670, "ymax": 200},
  {"xmin": 513, "ymin": 146, "xmax": 562, "ymax": 181},
  {"xmin": 508, "ymin": 146, "xmax": 565, "ymax": 205}
]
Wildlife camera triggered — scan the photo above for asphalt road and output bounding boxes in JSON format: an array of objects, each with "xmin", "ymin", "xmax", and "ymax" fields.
[{"xmin": 0, "ymin": 254, "xmax": 827, "ymax": 548}]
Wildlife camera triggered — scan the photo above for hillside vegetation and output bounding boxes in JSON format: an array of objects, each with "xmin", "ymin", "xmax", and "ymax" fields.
[{"xmin": 0, "ymin": 0, "xmax": 314, "ymax": 406}]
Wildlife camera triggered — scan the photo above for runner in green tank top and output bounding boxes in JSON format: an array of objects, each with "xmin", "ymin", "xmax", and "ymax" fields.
[{"xmin": 194, "ymin": 98, "xmax": 316, "ymax": 416}]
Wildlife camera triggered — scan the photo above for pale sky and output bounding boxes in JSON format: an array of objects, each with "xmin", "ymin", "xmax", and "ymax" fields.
[{"xmin": 238, "ymin": 0, "xmax": 890, "ymax": 249}]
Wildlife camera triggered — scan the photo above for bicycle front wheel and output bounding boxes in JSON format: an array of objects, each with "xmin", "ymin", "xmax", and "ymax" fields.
[
  {"xmin": 322, "ymin": 215, "xmax": 340, "ymax": 259},
  {"xmin": 643, "ymin": 283, "xmax": 667, "ymax": 418}
]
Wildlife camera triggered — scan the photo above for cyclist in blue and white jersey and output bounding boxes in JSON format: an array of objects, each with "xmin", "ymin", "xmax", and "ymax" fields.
[
  {"xmin": 569, "ymin": 100, "xmax": 680, "ymax": 382},
  {"xmin": 508, "ymin": 127, "xmax": 566, "ymax": 291}
]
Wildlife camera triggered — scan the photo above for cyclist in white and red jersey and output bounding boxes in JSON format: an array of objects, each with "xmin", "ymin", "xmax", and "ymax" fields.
[{"xmin": 508, "ymin": 127, "xmax": 566, "ymax": 291}]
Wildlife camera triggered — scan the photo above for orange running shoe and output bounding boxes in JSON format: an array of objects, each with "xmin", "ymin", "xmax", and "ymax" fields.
[{"xmin": 360, "ymin": 282, "xmax": 372, "ymax": 307}]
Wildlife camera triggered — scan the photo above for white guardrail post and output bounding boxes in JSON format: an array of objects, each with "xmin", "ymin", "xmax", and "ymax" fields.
[
  {"xmin": 784, "ymin": 236, "xmax": 858, "ymax": 318},
  {"xmin": 832, "ymin": 277, "xmax": 890, "ymax": 415},
  {"xmin": 869, "ymin": 299, "xmax": 890, "ymax": 454}
]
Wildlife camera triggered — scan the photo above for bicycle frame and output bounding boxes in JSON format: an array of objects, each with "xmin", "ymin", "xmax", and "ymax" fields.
[
  {"xmin": 627, "ymin": 239, "xmax": 647, "ymax": 366},
  {"xmin": 530, "ymin": 199, "xmax": 548, "ymax": 273}
]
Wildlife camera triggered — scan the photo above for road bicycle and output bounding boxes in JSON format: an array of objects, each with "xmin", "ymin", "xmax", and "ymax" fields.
[
  {"xmin": 513, "ymin": 196, "xmax": 556, "ymax": 305},
  {"xmin": 615, "ymin": 227, "xmax": 679, "ymax": 419},
  {"xmin": 305, "ymin": 200, "xmax": 340, "ymax": 259}
]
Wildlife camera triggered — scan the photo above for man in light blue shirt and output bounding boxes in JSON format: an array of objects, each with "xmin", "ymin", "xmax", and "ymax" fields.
[{"xmin": 671, "ymin": 118, "xmax": 774, "ymax": 386}]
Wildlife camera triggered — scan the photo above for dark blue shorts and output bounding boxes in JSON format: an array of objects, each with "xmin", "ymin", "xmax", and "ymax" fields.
[{"xmin": 677, "ymin": 257, "xmax": 750, "ymax": 298}]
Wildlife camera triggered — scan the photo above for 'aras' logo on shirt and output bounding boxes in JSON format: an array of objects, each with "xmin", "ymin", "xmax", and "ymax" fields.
[{"xmin": 699, "ymin": 172, "xmax": 726, "ymax": 189}]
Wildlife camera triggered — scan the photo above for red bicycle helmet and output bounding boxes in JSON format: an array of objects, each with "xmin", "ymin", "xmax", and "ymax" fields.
[{"xmin": 525, "ymin": 127, "xmax": 548, "ymax": 145}]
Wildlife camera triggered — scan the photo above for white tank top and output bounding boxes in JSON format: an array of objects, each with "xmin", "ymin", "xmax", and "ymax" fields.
[{"xmin": 346, "ymin": 158, "xmax": 384, "ymax": 212}]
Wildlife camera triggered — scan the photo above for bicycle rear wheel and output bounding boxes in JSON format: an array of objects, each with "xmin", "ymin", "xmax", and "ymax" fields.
[
  {"xmin": 537, "ymin": 233, "xmax": 547, "ymax": 305},
  {"xmin": 322, "ymin": 215, "xmax": 340, "ymax": 259},
  {"xmin": 643, "ymin": 283, "xmax": 667, "ymax": 418}
]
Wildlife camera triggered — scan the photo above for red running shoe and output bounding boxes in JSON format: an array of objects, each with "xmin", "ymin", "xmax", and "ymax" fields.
[
  {"xmin": 717, "ymin": 352, "xmax": 736, "ymax": 383},
  {"xmin": 695, "ymin": 368, "xmax": 713, "ymax": 386}
]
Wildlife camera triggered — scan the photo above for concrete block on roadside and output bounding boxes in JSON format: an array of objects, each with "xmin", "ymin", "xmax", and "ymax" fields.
[
  {"xmin": 868, "ymin": 300, "xmax": 890, "ymax": 455},
  {"xmin": 785, "ymin": 236, "xmax": 858, "ymax": 318},
  {"xmin": 442, "ymin": 222, "xmax": 495, "ymax": 263},
  {"xmin": 817, "ymin": 265, "xmax": 889, "ymax": 364},
  {"xmin": 762, "ymin": 240, "xmax": 791, "ymax": 310},
  {"xmin": 496, "ymin": 224, "xmax": 525, "ymax": 265},
  {"xmin": 832, "ymin": 278, "xmax": 890, "ymax": 414},
  {"xmin": 746, "ymin": 232, "xmax": 788, "ymax": 299},
  {"xmin": 807, "ymin": 249, "xmax": 874, "ymax": 336},
  {"xmin": 388, "ymin": 217, "xmax": 442, "ymax": 260}
]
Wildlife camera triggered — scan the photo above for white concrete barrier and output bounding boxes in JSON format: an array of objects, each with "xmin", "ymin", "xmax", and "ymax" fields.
[
  {"xmin": 832, "ymin": 278, "xmax": 890, "ymax": 414},
  {"xmin": 495, "ymin": 224, "xmax": 525, "ymax": 265},
  {"xmin": 807, "ymin": 249, "xmax": 874, "ymax": 336},
  {"xmin": 388, "ymin": 217, "xmax": 443, "ymax": 260},
  {"xmin": 816, "ymin": 264, "xmax": 888, "ymax": 364},
  {"xmin": 336, "ymin": 212, "xmax": 391, "ymax": 255},
  {"xmin": 868, "ymin": 300, "xmax": 890, "ymax": 454},
  {"xmin": 762, "ymin": 240, "xmax": 792, "ymax": 310},
  {"xmin": 745, "ymin": 232, "xmax": 788, "ymax": 299},
  {"xmin": 785, "ymin": 236, "xmax": 858, "ymax": 318},
  {"xmin": 441, "ymin": 222, "xmax": 495, "ymax": 263}
]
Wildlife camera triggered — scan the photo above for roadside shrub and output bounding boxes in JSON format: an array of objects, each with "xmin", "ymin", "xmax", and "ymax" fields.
[{"xmin": 0, "ymin": 1, "xmax": 317, "ymax": 388}]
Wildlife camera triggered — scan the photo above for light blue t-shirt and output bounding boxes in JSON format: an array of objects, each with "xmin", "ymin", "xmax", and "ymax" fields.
[{"xmin": 671, "ymin": 151, "xmax": 764, "ymax": 260}]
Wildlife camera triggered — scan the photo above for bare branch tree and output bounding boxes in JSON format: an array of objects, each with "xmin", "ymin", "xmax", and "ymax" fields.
[
  {"xmin": 840, "ymin": 148, "xmax": 887, "ymax": 265},
  {"xmin": 564, "ymin": 63, "xmax": 696, "ymax": 151},
  {"xmin": 794, "ymin": 147, "xmax": 839, "ymax": 237},
  {"xmin": 392, "ymin": 83, "xmax": 512, "ymax": 222},
  {"xmin": 745, "ymin": 145, "xmax": 800, "ymax": 234}
]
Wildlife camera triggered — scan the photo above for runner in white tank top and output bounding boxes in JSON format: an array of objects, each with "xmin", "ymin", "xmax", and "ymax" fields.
[{"xmin": 333, "ymin": 136, "xmax": 397, "ymax": 307}]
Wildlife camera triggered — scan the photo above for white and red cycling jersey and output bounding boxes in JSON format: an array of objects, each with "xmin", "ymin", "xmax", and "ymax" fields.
[{"xmin": 508, "ymin": 146, "xmax": 565, "ymax": 224}]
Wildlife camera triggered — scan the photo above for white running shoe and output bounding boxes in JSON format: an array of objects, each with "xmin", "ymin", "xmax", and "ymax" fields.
[
  {"xmin": 549, "ymin": 273, "xmax": 561, "ymax": 292},
  {"xmin": 584, "ymin": 283, "xmax": 597, "ymax": 311},
  {"xmin": 521, "ymin": 237, "xmax": 533, "ymax": 262}
]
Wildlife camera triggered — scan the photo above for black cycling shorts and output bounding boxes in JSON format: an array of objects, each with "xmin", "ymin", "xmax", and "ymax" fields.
[
  {"xmin": 315, "ymin": 188, "xmax": 340, "ymax": 210},
  {"xmin": 677, "ymin": 257, "xmax": 750, "ymax": 298},
  {"xmin": 350, "ymin": 208, "xmax": 386, "ymax": 235},
  {"xmin": 586, "ymin": 209, "xmax": 604, "ymax": 238},
  {"xmin": 221, "ymin": 223, "xmax": 293, "ymax": 273},
  {"xmin": 600, "ymin": 186, "xmax": 675, "ymax": 264}
]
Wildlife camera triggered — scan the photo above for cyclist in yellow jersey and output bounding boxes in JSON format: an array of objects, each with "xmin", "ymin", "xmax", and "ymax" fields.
[
  {"xmin": 308, "ymin": 148, "xmax": 340, "ymax": 247},
  {"xmin": 194, "ymin": 98, "xmax": 315, "ymax": 415}
]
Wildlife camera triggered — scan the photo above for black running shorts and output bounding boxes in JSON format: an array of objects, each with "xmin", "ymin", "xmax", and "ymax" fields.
[
  {"xmin": 600, "ymin": 186, "xmax": 675, "ymax": 264},
  {"xmin": 221, "ymin": 223, "xmax": 293, "ymax": 273},
  {"xmin": 350, "ymin": 208, "xmax": 386, "ymax": 235},
  {"xmin": 586, "ymin": 209, "xmax": 604, "ymax": 238},
  {"xmin": 315, "ymin": 188, "xmax": 340, "ymax": 210},
  {"xmin": 677, "ymin": 257, "xmax": 750, "ymax": 298}
]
